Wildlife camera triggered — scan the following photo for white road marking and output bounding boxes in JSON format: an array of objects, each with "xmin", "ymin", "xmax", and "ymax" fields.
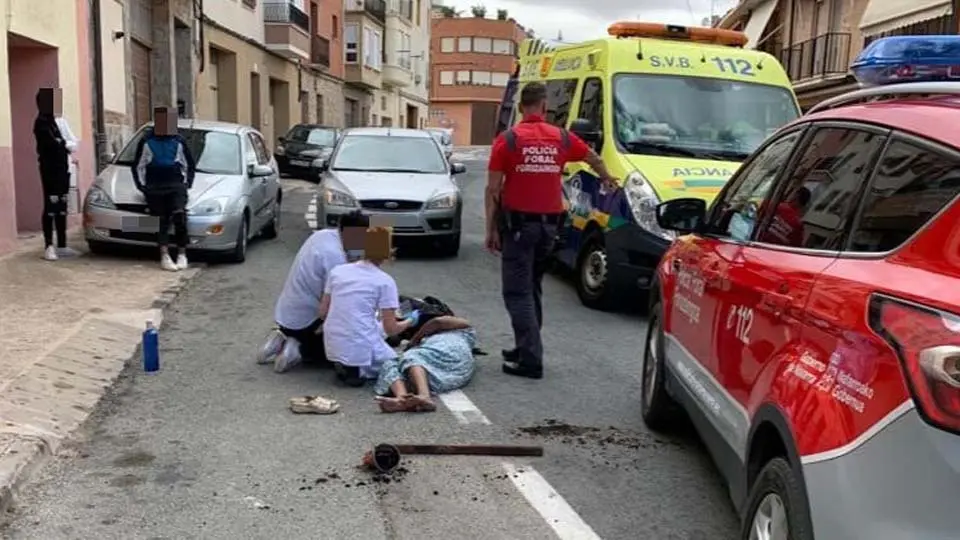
[
  {"xmin": 503, "ymin": 463, "xmax": 603, "ymax": 540},
  {"xmin": 439, "ymin": 389, "xmax": 602, "ymax": 539},
  {"xmin": 438, "ymin": 390, "xmax": 490, "ymax": 424},
  {"xmin": 305, "ymin": 195, "xmax": 318, "ymax": 229}
]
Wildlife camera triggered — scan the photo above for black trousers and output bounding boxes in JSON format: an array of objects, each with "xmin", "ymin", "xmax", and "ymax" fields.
[
  {"xmin": 41, "ymin": 187, "xmax": 68, "ymax": 249},
  {"xmin": 145, "ymin": 188, "xmax": 188, "ymax": 250},
  {"xmin": 500, "ymin": 214, "xmax": 559, "ymax": 369},
  {"xmin": 279, "ymin": 318, "xmax": 328, "ymax": 364}
]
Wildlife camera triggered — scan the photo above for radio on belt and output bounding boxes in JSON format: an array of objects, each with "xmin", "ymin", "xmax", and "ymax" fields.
[{"xmin": 851, "ymin": 35, "xmax": 960, "ymax": 86}]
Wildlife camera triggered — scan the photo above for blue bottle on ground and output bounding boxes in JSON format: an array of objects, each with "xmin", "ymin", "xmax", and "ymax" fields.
[{"xmin": 143, "ymin": 321, "xmax": 159, "ymax": 373}]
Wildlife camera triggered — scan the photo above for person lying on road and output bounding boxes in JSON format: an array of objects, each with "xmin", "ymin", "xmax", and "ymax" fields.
[{"xmin": 374, "ymin": 316, "xmax": 476, "ymax": 413}]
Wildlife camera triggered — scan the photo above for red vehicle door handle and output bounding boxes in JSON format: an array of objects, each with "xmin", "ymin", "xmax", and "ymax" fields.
[{"xmin": 761, "ymin": 292, "xmax": 791, "ymax": 311}]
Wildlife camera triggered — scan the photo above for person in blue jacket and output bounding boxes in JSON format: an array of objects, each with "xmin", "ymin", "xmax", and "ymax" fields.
[{"xmin": 131, "ymin": 106, "xmax": 196, "ymax": 271}]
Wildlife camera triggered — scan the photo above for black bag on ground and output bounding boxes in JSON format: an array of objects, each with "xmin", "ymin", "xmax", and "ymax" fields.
[{"xmin": 389, "ymin": 295, "xmax": 455, "ymax": 345}]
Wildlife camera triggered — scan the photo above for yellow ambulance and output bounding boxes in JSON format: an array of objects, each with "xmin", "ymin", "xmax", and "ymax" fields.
[{"xmin": 494, "ymin": 22, "xmax": 799, "ymax": 310}]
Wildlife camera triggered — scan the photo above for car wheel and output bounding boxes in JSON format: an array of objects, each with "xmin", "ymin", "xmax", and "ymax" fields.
[
  {"xmin": 641, "ymin": 301, "xmax": 679, "ymax": 431},
  {"xmin": 261, "ymin": 195, "xmax": 281, "ymax": 239},
  {"xmin": 438, "ymin": 232, "xmax": 460, "ymax": 257},
  {"xmin": 576, "ymin": 232, "xmax": 616, "ymax": 310},
  {"xmin": 741, "ymin": 458, "xmax": 814, "ymax": 540},
  {"xmin": 87, "ymin": 240, "xmax": 112, "ymax": 256},
  {"xmin": 227, "ymin": 214, "xmax": 249, "ymax": 264}
]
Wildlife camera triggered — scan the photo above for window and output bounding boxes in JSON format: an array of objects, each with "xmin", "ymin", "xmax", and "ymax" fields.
[
  {"xmin": 542, "ymin": 79, "xmax": 578, "ymax": 128},
  {"xmin": 472, "ymin": 71, "xmax": 491, "ymax": 85},
  {"xmin": 331, "ymin": 135, "xmax": 447, "ymax": 173},
  {"xmin": 577, "ymin": 77, "xmax": 603, "ymax": 129},
  {"xmin": 440, "ymin": 37, "xmax": 455, "ymax": 52},
  {"xmin": 492, "ymin": 39, "xmax": 512, "ymax": 54},
  {"xmin": 458, "ymin": 37, "xmax": 471, "ymax": 52},
  {"xmin": 756, "ymin": 128, "xmax": 886, "ymax": 250},
  {"xmin": 332, "ymin": 15, "xmax": 339, "ymax": 38},
  {"xmin": 473, "ymin": 37, "xmax": 492, "ymax": 53},
  {"xmin": 707, "ymin": 131, "xmax": 802, "ymax": 240},
  {"xmin": 364, "ymin": 29, "xmax": 382, "ymax": 69},
  {"xmin": 244, "ymin": 134, "xmax": 259, "ymax": 165},
  {"xmin": 440, "ymin": 71, "xmax": 454, "ymax": 85},
  {"xmin": 848, "ymin": 139, "xmax": 960, "ymax": 252},
  {"xmin": 400, "ymin": 32, "xmax": 411, "ymax": 68},
  {"xmin": 287, "ymin": 126, "xmax": 337, "ymax": 146},
  {"xmin": 491, "ymin": 72, "xmax": 509, "ymax": 86},
  {"xmin": 456, "ymin": 70, "xmax": 470, "ymax": 84},
  {"xmin": 250, "ymin": 133, "xmax": 270, "ymax": 164},
  {"xmin": 381, "ymin": 96, "xmax": 387, "ymax": 110},
  {"xmin": 345, "ymin": 24, "xmax": 359, "ymax": 63},
  {"xmin": 381, "ymin": 117, "xmax": 392, "ymax": 127}
]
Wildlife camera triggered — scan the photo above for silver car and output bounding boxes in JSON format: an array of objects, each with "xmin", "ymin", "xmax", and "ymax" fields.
[
  {"xmin": 315, "ymin": 127, "xmax": 466, "ymax": 256},
  {"xmin": 426, "ymin": 127, "xmax": 453, "ymax": 161},
  {"xmin": 83, "ymin": 120, "xmax": 282, "ymax": 263}
]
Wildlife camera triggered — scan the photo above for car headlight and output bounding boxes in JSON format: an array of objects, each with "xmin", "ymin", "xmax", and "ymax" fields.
[
  {"xmin": 86, "ymin": 185, "xmax": 115, "ymax": 209},
  {"xmin": 300, "ymin": 148, "xmax": 322, "ymax": 157},
  {"xmin": 189, "ymin": 196, "xmax": 231, "ymax": 216},
  {"xmin": 275, "ymin": 145, "xmax": 285, "ymax": 156},
  {"xmin": 624, "ymin": 171, "xmax": 675, "ymax": 241},
  {"xmin": 324, "ymin": 188, "xmax": 358, "ymax": 208},
  {"xmin": 425, "ymin": 192, "xmax": 457, "ymax": 209}
]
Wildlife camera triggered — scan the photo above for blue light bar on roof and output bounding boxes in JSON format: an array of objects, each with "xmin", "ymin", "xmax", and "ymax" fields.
[{"xmin": 851, "ymin": 35, "xmax": 960, "ymax": 86}]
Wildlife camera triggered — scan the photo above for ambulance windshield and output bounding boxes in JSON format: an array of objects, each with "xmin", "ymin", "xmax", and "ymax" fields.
[{"xmin": 613, "ymin": 74, "xmax": 798, "ymax": 161}]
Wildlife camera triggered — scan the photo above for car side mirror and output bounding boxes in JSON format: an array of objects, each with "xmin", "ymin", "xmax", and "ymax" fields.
[
  {"xmin": 278, "ymin": 137, "xmax": 286, "ymax": 145},
  {"xmin": 656, "ymin": 198, "xmax": 707, "ymax": 234},
  {"xmin": 569, "ymin": 118, "xmax": 602, "ymax": 149},
  {"xmin": 312, "ymin": 158, "xmax": 329, "ymax": 173},
  {"xmin": 450, "ymin": 162, "xmax": 466, "ymax": 175},
  {"xmin": 101, "ymin": 152, "xmax": 116, "ymax": 163},
  {"xmin": 249, "ymin": 163, "xmax": 274, "ymax": 177}
]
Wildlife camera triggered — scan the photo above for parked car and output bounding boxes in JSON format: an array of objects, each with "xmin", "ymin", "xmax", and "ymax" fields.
[
  {"xmin": 84, "ymin": 120, "xmax": 282, "ymax": 263},
  {"xmin": 275, "ymin": 124, "xmax": 339, "ymax": 181},
  {"xmin": 642, "ymin": 37, "xmax": 960, "ymax": 540},
  {"xmin": 426, "ymin": 127, "xmax": 453, "ymax": 160},
  {"xmin": 315, "ymin": 127, "xmax": 465, "ymax": 256}
]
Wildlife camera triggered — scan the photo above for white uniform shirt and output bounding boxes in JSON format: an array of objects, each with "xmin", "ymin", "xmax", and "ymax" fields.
[
  {"xmin": 322, "ymin": 261, "xmax": 400, "ymax": 377},
  {"xmin": 274, "ymin": 229, "xmax": 346, "ymax": 330}
]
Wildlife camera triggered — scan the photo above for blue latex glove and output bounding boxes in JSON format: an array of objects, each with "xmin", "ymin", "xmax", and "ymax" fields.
[{"xmin": 405, "ymin": 310, "xmax": 422, "ymax": 326}]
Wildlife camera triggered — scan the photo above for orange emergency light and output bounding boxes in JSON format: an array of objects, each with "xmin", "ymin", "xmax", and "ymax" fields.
[{"xmin": 607, "ymin": 22, "xmax": 748, "ymax": 47}]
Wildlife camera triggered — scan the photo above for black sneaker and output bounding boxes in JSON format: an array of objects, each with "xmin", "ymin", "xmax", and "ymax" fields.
[
  {"xmin": 334, "ymin": 364, "xmax": 365, "ymax": 387},
  {"xmin": 502, "ymin": 361, "xmax": 543, "ymax": 380}
]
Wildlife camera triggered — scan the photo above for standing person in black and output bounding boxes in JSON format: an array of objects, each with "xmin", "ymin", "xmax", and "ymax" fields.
[
  {"xmin": 33, "ymin": 88, "xmax": 71, "ymax": 261},
  {"xmin": 131, "ymin": 106, "xmax": 196, "ymax": 271}
]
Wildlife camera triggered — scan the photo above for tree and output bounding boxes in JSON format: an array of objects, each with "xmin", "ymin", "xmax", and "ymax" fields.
[
  {"xmin": 470, "ymin": 4, "xmax": 486, "ymax": 17},
  {"xmin": 438, "ymin": 5, "xmax": 458, "ymax": 17},
  {"xmin": 496, "ymin": 9, "xmax": 508, "ymax": 20}
]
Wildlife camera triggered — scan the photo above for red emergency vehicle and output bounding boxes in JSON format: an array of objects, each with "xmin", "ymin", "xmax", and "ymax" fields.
[{"xmin": 643, "ymin": 36, "xmax": 960, "ymax": 540}]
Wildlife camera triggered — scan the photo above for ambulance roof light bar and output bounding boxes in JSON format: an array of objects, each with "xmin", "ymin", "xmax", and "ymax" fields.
[{"xmin": 607, "ymin": 22, "xmax": 748, "ymax": 47}]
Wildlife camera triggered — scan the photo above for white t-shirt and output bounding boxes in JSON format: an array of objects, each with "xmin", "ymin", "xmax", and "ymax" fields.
[
  {"xmin": 274, "ymin": 229, "xmax": 345, "ymax": 330},
  {"xmin": 322, "ymin": 261, "xmax": 399, "ymax": 376}
]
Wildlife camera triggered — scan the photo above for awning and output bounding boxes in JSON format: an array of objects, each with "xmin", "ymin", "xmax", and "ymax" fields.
[
  {"xmin": 860, "ymin": 0, "xmax": 952, "ymax": 36},
  {"xmin": 742, "ymin": 0, "xmax": 778, "ymax": 49}
]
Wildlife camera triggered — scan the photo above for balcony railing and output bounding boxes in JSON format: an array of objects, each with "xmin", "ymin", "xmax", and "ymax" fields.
[
  {"xmin": 779, "ymin": 32, "xmax": 851, "ymax": 83},
  {"xmin": 312, "ymin": 35, "xmax": 331, "ymax": 67},
  {"xmin": 364, "ymin": 0, "xmax": 386, "ymax": 23},
  {"xmin": 263, "ymin": 1, "xmax": 310, "ymax": 34}
]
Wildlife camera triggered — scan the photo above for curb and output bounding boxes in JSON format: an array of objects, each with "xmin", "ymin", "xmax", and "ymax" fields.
[{"xmin": 0, "ymin": 267, "xmax": 200, "ymax": 514}]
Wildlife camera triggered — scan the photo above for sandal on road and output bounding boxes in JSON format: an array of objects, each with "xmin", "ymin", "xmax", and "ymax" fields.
[{"xmin": 289, "ymin": 395, "xmax": 340, "ymax": 415}]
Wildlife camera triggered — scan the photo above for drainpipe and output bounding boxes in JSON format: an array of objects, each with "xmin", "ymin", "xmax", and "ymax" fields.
[{"xmin": 90, "ymin": 0, "xmax": 107, "ymax": 172}]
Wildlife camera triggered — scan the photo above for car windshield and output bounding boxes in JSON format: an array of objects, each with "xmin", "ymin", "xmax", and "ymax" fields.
[
  {"xmin": 613, "ymin": 74, "xmax": 799, "ymax": 161},
  {"xmin": 331, "ymin": 135, "xmax": 448, "ymax": 173},
  {"xmin": 115, "ymin": 127, "xmax": 242, "ymax": 175},
  {"xmin": 288, "ymin": 125, "xmax": 337, "ymax": 146}
]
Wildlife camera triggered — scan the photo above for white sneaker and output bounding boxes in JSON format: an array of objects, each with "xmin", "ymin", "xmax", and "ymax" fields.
[
  {"xmin": 274, "ymin": 337, "xmax": 303, "ymax": 373},
  {"xmin": 43, "ymin": 246, "xmax": 58, "ymax": 261},
  {"xmin": 160, "ymin": 254, "xmax": 178, "ymax": 271},
  {"xmin": 257, "ymin": 329, "xmax": 286, "ymax": 365},
  {"xmin": 176, "ymin": 254, "xmax": 189, "ymax": 270}
]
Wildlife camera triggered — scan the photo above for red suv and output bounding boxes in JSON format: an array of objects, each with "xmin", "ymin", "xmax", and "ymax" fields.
[{"xmin": 643, "ymin": 36, "xmax": 960, "ymax": 540}]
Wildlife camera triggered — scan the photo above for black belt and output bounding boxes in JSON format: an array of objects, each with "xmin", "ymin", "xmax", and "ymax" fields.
[{"xmin": 504, "ymin": 211, "xmax": 563, "ymax": 224}]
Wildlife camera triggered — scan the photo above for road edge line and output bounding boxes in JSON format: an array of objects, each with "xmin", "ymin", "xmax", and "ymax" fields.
[{"xmin": 502, "ymin": 463, "xmax": 603, "ymax": 540}]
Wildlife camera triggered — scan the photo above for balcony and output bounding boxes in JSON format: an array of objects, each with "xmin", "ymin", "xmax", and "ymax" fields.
[
  {"xmin": 388, "ymin": 0, "xmax": 413, "ymax": 20},
  {"xmin": 263, "ymin": 1, "xmax": 311, "ymax": 60},
  {"xmin": 383, "ymin": 62, "xmax": 413, "ymax": 87},
  {"xmin": 362, "ymin": 0, "xmax": 387, "ymax": 24},
  {"xmin": 311, "ymin": 35, "xmax": 331, "ymax": 68},
  {"xmin": 779, "ymin": 32, "xmax": 851, "ymax": 84}
]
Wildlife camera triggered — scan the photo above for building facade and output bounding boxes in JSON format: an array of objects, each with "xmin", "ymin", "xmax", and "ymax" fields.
[
  {"xmin": 195, "ymin": 0, "xmax": 346, "ymax": 150},
  {"xmin": 0, "ymin": 0, "xmax": 95, "ymax": 254},
  {"xmin": 369, "ymin": 0, "xmax": 430, "ymax": 129},
  {"xmin": 721, "ymin": 0, "xmax": 957, "ymax": 110},
  {"xmin": 428, "ymin": 15, "xmax": 525, "ymax": 146}
]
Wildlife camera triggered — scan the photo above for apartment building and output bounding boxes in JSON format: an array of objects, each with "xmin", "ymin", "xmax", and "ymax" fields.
[
  {"xmin": 196, "ymin": 0, "xmax": 346, "ymax": 150},
  {"xmin": 721, "ymin": 0, "xmax": 957, "ymax": 110},
  {"xmin": 369, "ymin": 0, "xmax": 431, "ymax": 129},
  {"xmin": 0, "ymin": 0, "xmax": 95, "ymax": 255},
  {"xmin": 428, "ymin": 15, "xmax": 525, "ymax": 146}
]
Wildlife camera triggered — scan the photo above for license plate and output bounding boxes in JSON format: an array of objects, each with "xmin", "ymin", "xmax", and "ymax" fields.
[
  {"xmin": 290, "ymin": 159, "xmax": 311, "ymax": 167},
  {"xmin": 365, "ymin": 213, "xmax": 419, "ymax": 227},
  {"xmin": 121, "ymin": 215, "xmax": 160, "ymax": 232}
]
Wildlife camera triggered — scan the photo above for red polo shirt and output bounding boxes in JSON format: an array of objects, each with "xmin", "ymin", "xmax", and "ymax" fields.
[{"xmin": 488, "ymin": 114, "xmax": 590, "ymax": 214}]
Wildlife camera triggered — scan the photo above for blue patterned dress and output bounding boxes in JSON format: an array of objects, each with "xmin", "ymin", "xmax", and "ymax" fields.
[{"xmin": 374, "ymin": 328, "xmax": 477, "ymax": 396}]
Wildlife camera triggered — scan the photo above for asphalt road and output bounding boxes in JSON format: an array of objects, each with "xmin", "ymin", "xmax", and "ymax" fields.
[{"xmin": 0, "ymin": 157, "xmax": 740, "ymax": 540}]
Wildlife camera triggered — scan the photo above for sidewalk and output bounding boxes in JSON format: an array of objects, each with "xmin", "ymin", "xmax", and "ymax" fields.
[{"xmin": 0, "ymin": 232, "xmax": 199, "ymax": 511}]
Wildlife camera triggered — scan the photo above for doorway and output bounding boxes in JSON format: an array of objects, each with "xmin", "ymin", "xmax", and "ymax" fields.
[
  {"xmin": 269, "ymin": 78, "xmax": 290, "ymax": 149},
  {"xmin": 174, "ymin": 19, "xmax": 193, "ymax": 116},
  {"xmin": 132, "ymin": 39, "xmax": 152, "ymax": 128},
  {"xmin": 250, "ymin": 72, "xmax": 261, "ymax": 130},
  {"xmin": 405, "ymin": 104, "xmax": 418, "ymax": 128}
]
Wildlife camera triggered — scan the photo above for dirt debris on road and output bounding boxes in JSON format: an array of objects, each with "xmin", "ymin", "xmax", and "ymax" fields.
[{"xmin": 515, "ymin": 418, "xmax": 687, "ymax": 451}]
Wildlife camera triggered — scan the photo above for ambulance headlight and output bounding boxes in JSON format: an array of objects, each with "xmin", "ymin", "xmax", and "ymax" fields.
[{"xmin": 624, "ymin": 171, "xmax": 675, "ymax": 241}]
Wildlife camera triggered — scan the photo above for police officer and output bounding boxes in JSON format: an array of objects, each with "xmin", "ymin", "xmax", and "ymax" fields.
[{"xmin": 485, "ymin": 82, "xmax": 617, "ymax": 379}]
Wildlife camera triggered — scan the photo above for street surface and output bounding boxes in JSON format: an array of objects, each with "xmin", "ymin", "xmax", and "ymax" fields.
[{"xmin": 1, "ymin": 152, "xmax": 739, "ymax": 540}]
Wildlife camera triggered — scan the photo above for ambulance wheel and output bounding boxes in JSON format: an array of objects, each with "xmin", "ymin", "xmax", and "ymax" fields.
[
  {"xmin": 741, "ymin": 458, "xmax": 814, "ymax": 540},
  {"xmin": 641, "ymin": 301, "xmax": 679, "ymax": 432},
  {"xmin": 576, "ymin": 232, "xmax": 616, "ymax": 310}
]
